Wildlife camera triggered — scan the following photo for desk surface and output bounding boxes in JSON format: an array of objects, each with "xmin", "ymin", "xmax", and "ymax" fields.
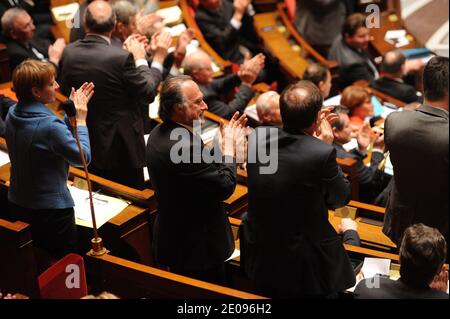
[{"xmin": 253, "ymin": 12, "xmax": 309, "ymax": 80}]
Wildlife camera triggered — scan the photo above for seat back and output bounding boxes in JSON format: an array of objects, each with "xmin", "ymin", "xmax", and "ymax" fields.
[{"xmin": 38, "ymin": 253, "xmax": 87, "ymax": 299}]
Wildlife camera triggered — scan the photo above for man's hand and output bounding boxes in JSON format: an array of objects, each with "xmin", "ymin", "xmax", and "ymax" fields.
[
  {"xmin": 151, "ymin": 31, "xmax": 172, "ymax": 65},
  {"xmin": 48, "ymin": 38, "xmax": 66, "ymax": 65},
  {"xmin": 238, "ymin": 53, "xmax": 265, "ymax": 86},
  {"xmin": 174, "ymin": 28, "xmax": 195, "ymax": 67},
  {"xmin": 356, "ymin": 122, "xmax": 372, "ymax": 152},
  {"xmin": 313, "ymin": 107, "xmax": 338, "ymax": 145},
  {"xmin": 338, "ymin": 218, "xmax": 358, "ymax": 234},
  {"xmin": 218, "ymin": 112, "xmax": 248, "ymax": 158},
  {"xmin": 124, "ymin": 37, "xmax": 147, "ymax": 61},
  {"xmin": 123, "ymin": 33, "xmax": 149, "ymax": 50},
  {"xmin": 233, "ymin": 0, "xmax": 251, "ymax": 21},
  {"xmin": 430, "ymin": 268, "xmax": 449, "ymax": 292}
]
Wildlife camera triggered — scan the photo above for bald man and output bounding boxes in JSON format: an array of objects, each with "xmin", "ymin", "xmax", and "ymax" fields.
[
  {"xmin": 183, "ymin": 49, "xmax": 264, "ymax": 119},
  {"xmin": 372, "ymin": 50, "xmax": 421, "ymax": 104},
  {"xmin": 59, "ymin": 0, "xmax": 170, "ymax": 189},
  {"xmin": 255, "ymin": 91, "xmax": 282, "ymax": 126}
]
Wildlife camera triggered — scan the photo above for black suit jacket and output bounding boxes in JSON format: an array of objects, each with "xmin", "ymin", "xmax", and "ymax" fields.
[
  {"xmin": 241, "ymin": 127, "xmax": 355, "ymax": 297},
  {"xmin": 195, "ymin": 0, "xmax": 259, "ymax": 64},
  {"xmin": 59, "ymin": 35, "xmax": 162, "ymax": 170},
  {"xmin": 373, "ymin": 77, "xmax": 421, "ymax": 104},
  {"xmin": 2, "ymin": 36, "xmax": 50, "ymax": 72},
  {"xmin": 382, "ymin": 105, "xmax": 449, "ymax": 245},
  {"xmin": 199, "ymin": 74, "xmax": 254, "ymax": 119},
  {"xmin": 354, "ymin": 276, "xmax": 449, "ymax": 299},
  {"xmin": 328, "ymin": 36, "xmax": 378, "ymax": 89},
  {"xmin": 333, "ymin": 143, "xmax": 386, "ymax": 203},
  {"xmin": 146, "ymin": 120, "xmax": 235, "ymax": 270}
]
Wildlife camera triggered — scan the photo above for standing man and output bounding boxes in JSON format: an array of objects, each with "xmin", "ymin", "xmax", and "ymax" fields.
[
  {"xmin": 241, "ymin": 81, "xmax": 355, "ymax": 297},
  {"xmin": 60, "ymin": 0, "xmax": 170, "ymax": 189},
  {"xmin": 382, "ymin": 56, "xmax": 449, "ymax": 245},
  {"xmin": 146, "ymin": 75, "xmax": 247, "ymax": 284}
]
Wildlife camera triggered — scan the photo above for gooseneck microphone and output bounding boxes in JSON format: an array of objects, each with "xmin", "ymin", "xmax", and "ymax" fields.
[{"xmin": 63, "ymin": 99, "xmax": 106, "ymax": 256}]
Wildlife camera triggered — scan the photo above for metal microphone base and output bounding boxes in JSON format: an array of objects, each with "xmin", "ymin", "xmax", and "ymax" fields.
[{"xmin": 87, "ymin": 237, "xmax": 109, "ymax": 256}]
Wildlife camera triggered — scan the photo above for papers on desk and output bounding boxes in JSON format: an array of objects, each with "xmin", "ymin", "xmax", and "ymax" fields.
[
  {"xmin": 0, "ymin": 150, "xmax": 10, "ymax": 167},
  {"xmin": 225, "ymin": 249, "xmax": 240, "ymax": 262},
  {"xmin": 163, "ymin": 23, "xmax": 187, "ymax": 37},
  {"xmin": 361, "ymin": 257, "xmax": 391, "ymax": 279},
  {"xmin": 69, "ymin": 185, "xmax": 129, "ymax": 229},
  {"xmin": 51, "ymin": 2, "xmax": 79, "ymax": 22},
  {"xmin": 155, "ymin": 6, "xmax": 182, "ymax": 26},
  {"xmin": 385, "ymin": 29, "xmax": 410, "ymax": 48}
]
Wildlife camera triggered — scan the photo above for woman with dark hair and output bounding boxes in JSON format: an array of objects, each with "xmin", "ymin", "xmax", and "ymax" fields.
[{"xmin": 5, "ymin": 59, "xmax": 93, "ymax": 261}]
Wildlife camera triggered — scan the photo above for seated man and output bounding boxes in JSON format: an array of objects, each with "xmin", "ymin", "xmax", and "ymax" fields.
[
  {"xmin": 241, "ymin": 81, "xmax": 356, "ymax": 298},
  {"xmin": 372, "ymin": 50, "xmax": 422, "ymax": 104},
  {"xmin": 255, "ymin": 91, "xmax": 282, "ymax": 127},
  {"xmin": 328, "ymin": 13, "xmax": 379, "ymax": 90},
  {"xmin": 183, "ymin": 49, "xmax": 264, "ymax": 119},
  {"xmin": 1, "ymin": 7, "xmax": 65, "ymax": 72},
  {"xmin": 331, "ymin": 105, "xmax": 389, "ymax": 204},
  {"xmin": 302, "ymin": 62, "xmax": 333, "ymax": 99},
  {"xmin": 354, "ymin": 223, "xmax": 448, "ymax": 299},
  {"xmin": 195, "ymin": 0, "xmax": 258, "ymax": 64},
  {"xmin": 146, "ymin": 75, "xmax": 247, "ymax": 284}
]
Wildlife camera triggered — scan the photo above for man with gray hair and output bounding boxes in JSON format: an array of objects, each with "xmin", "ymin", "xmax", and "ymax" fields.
[
  {"xmin": 59, "ymin": 0, "xmax": 170, "ymax": 189},
  {"xmin": 1, "ymin": 7, "xmax": 65, "ymax": 71},
  {"xmin": 255, "ymin": 91, "xmax": 282, "ymax": 126},
  {"xmin": 111, "ymin": 0, "xmax": 138, "ymax": 44},
  {"xmin": 372, "ymin": 50, "xmax": 421, "ymax": 104}
]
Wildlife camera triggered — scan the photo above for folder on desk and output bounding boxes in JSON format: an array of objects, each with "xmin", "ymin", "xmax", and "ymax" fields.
[{"xmin": 51, "ymin": 2, "xmax": 79, "ymax": 22}]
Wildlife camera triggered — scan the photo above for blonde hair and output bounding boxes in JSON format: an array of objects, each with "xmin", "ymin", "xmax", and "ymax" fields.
[
  {"xmin": 12, "ymin": 59, "xmax": 56, "ymax": 101},
  {"xmin": 340, "ymin": 86, "xmax": 371, "ymax": 116}
]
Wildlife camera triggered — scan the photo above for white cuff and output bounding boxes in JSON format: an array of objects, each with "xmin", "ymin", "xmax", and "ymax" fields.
[
  {"xmin": 247, "ymin": 4, "xmax": 255, "ymax": 16},
  {"xmin": 230, "ymin": 18, "xmax": 242, "ymax": 30},
  {"xmin": 151, "ymin": 61, "xmax": 164, "ymax": 73},
  {"xmin": 135, "ymin": 59, "xmax": 149, "ymax": 68}
]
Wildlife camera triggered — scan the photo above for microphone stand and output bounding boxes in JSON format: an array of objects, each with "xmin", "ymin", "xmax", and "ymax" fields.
[{"xmin": 70, "ymin": 118, "xmax": 107, "ymax": 256}]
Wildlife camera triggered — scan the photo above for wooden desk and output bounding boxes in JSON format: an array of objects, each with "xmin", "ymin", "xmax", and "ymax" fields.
[
  {"xmin": 253, "ymin": 12, "xmax": 309, "ymax": 81},
  {"xmin": 369, "ymin": 11, "xmax": 420, "ymax": 57}
]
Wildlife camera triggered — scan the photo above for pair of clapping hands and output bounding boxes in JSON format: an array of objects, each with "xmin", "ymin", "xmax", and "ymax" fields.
[
  {"xmin": 238, "ymin": 53, "xmax": 265, "ymax": 87},
  {"xmin": 67, "ymin": 82, "xmax": 95, "ymax": 127},
  {"xmin": 215, "ymin": 112, "xmax": 249, "ymax": 163}
]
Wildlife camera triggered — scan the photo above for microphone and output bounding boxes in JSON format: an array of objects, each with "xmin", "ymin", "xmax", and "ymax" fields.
[{"xmin": 62, "ymin": 100, "xmax": 77, "ymax": 128}]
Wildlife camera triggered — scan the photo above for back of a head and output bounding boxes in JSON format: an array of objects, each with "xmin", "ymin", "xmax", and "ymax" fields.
[
  {"xmin": 340, "ymin": 86, "xmax": 370, "ymax": 115},
  {"xmin": 256, "ymin": 91, "xmax": 278, "ymax": 118},
  {"xmin": 280, "ymin": 80, "xmax": 323, "ymax": 132},
  {"xmin": 303, "ymin": 63, "xmax": 328, "ymax": 87},
  {"xmin": 423, "ymin": 56, "xmax": 449, "ymax": 102},
  {"xmin": 12, "ymin": 60, "xmax": 56, "ymax": 101},
  {"xmin": 182, "ymin": 50, "xmax": 210, "ymax": 76},
  {"xmin": 381, "ymin": 50, "xmax": 406, "ymax": 74},
  {"xmin": 159, "ymin": 75, "xmax": 193, "ymax": 121},
  {"xmin": 112, "ymin": 0, "xmax": 137, "ymax": 26},
  {"xmin": 342, "ymin": 13, "xmax": 366, "ymax": 37},
  {"xmin": 85, "ymin": 0, "xmax": 116, "ymax": 34},
  {"xmin": 399, "ymin": 223, "xmax": 447, "ymax": 288}
]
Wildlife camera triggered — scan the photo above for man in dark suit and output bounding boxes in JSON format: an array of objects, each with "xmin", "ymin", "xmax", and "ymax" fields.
[
  {"xmin": 303, "ymin": 62, "xmax": 333, "ymax": 99},
  {"xmin": 59, "ymin": 0, "xmax": 169, "ymax": 189},
  {"xmin": 146, "ymin": 75, "xmax": 247, "ymax": 284},
  {"xmin": 372, "ymin": 50, "xmax": 422, "ymax": 104},
  {"xmin": 183, "ymin": 49, "xmax": 263, "ymax": 119},
  {"xmin": 329, "ymin": 13, "xmax": 379, "ymax": 90},
  {"xmin": 382, "ymin": 56, "xmax": 449, "ymax": 246},
  {"xmin": 195, "ymin": 0, "xmax": 258, "ymax": 64},
  {"xmin": 355, "ymin": 224, "xmax": 448, "ymax": 299},
  {"xmin": 241, "ymin": 81, "xmax": 355, "ymax": 298},
  {"xmin": 331, "ymin": 105, "xmax": 389, "ymax": 204},
  {"xmin": 294, "ymin": 0, "xmax": 355, "ymax": 57},
  {"xmin": 1, "ymin": 7, "xmax": 65, "ymax": 72}
]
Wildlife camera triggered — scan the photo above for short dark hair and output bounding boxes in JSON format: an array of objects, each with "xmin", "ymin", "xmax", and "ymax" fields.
[
  {"xmin": 381, "ymin": 50, "xmax": 406, "ymax": 74},
  {"xmin": 399, "ymin": 223, "xmax": 447, "ymax": 288},
  {"xmin": 159, "ymin": 75, "xmax": 192, "ymax": 121},
  {"xmin": 342, "ymin": 13, "xmax": 366, "ymax": 37},
  {"xmin": 280, "ymin": 80, "xmax": 323, "ymax": 132},
  {"xmin": 303, "ymin": 63, "xmax": 329, "ymax": 87},
  {"xmin": 85, "ymin": 3, "xmax": 116, "ymax": 33},
  {"xmin": 331, "ymin": 105, "xmax": 349, "ymax": 131},
  {"xmin": 423, "ymin": 56, "xmax": 449, "ymax": 102}
]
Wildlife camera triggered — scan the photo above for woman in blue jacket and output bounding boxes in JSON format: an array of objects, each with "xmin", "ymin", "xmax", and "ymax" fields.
[{"xmin": 6, "ymin": 59, "xmax": 93, "ymax": 260}]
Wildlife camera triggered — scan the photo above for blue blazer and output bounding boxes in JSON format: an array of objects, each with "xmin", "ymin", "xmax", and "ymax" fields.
[{"xmin": 5, "ymin": 101, "xmax": 91, "ymax": 209}]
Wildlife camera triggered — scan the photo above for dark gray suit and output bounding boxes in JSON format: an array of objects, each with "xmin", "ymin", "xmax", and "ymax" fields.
[
  {"xmin": 241, "ymin": 127, "xmax": 355, "ymax": 297},
  {"xmin": 382, "ymin": 105, "xmax": 449, "ymax": 245},
  {"xmin": 372, "ymin": 77, "xmax": 421, "ymax": 104}
]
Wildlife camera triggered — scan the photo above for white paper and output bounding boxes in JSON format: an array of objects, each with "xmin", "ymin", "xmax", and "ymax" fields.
[
  {"xmin": 361, "ymin": 257, "xmax": 391, "ymax": 279},
  {"xmin": 149, "ymin": 94, "xmax": 160, "ymax": 119},
  {"xmin": 244, "ymin": 104, "xmax": 260, "ymax": 122},
  {"xmin": 225, "ymin": 249, "xmax": 240, "ymax": 262},
  {"xmin": 323, "ymin": 94, "xmax": 341, "ymax": 107},
  {"xmin": 165, "ymin": 23, "xmax": 187, "ymax": 37},
  {"xmin": 155, "ymin": 6, "xmax": 182, "ymax": 25},
  {"xmin": 51, "ymin": 3, "xmax": 79, "ymax": 22},
  {"xmin": 0, "ymin": 150, "xmax": 10, "ymax": 166},
  {"xmin": 69, "ymin": 185, "xmax": 129, "ymax": 228},
  {"xmin": 143, "ymin": 134, "xmax": 150, "ymax": 182}
]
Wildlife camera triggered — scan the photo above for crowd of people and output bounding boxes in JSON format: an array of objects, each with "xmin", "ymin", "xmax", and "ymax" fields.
[{"xmin": 0, "ymin": 0, "xmax": 448, "ymax": 299}]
